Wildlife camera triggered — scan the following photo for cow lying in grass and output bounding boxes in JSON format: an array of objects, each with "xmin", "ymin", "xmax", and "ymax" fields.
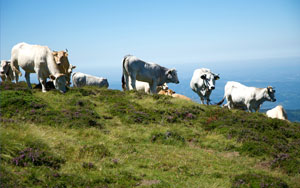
[
  {"xmin": 158, "ymin": 88, "xmax": 192, "ymax": 101},
  {"xmin": 266, "ymin": 105, "xmax": 288, "ymax": 121}
]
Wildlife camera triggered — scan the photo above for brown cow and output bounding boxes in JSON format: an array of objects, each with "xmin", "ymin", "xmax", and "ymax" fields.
[
  {"xmin": 52, "ymin": 50, "xmax": 76, "ymax": 86},
  {"xmin": 172, "ymin": 93, "xmax": 192, "ymax": 101},
  {"xmin": 158, "ymin": 88, "xmax": 192, "ymax": 101}
]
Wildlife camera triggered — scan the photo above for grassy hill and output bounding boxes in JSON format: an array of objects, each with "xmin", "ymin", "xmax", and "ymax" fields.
[{"xmin": 1, "ymin": 82, "xmax": 299, "ymax": 188}]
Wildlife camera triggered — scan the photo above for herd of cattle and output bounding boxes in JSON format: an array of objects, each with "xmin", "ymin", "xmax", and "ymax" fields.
[{"xmin": 0, "ymin": 42, "xmax": 288, "ymax": 121}]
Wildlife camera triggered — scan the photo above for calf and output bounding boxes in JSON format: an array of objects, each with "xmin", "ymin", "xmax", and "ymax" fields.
[{"xmin": 158, "ymin": 89, "xmax": 192, "ymax": 101}]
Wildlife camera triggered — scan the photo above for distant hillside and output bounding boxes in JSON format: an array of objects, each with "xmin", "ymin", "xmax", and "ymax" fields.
[{"xmin": 1, "ymin": 82, "xmax": 299, "ymax": 188}]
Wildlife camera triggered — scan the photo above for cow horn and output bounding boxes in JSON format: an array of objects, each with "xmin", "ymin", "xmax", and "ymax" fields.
[{"xmin": 65, "ymin": 49, "xmax": 68, "ymax": 52}]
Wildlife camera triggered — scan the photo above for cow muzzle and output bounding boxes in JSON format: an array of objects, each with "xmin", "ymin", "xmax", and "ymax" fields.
[
  {"xmin": 210, "ymin": 86, "xmax": 215, "ymax": 90},
  {"xmin": 272, "ymin": 99, "xmax": 276, "ymax": 102}
]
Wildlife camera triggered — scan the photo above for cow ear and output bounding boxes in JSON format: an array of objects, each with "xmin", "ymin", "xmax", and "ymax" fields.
[
  {"xmin": 166, "ymin": 70, "xmax": 172, "ymax": 75},
  {"xmin": 215, "ymin": 75, "xmax": 220, "ymax": 80},
  {"xmin": 52, "ymin": 51, "xmax": 57, "ymax": 56},
  {"xmin": 49, "ymin": 74, "xmax": 56, "ymax": 80},
  {"xmin": 64, "ymin": 52, "xmax": 68, "ymax": 57},
  {"xmin": 201, "ymin": 74, "xmax": 206, "ymax": 79},
  {"xmin": 72, "ymin": 65, "xmax": 76, "ymax": 70}
]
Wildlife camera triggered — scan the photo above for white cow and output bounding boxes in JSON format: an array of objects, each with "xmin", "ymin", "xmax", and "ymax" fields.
[
  {"xmin": 0, "ymin": 60, "xmax": 14, "ymax": 82},
  {"xmin": 134, "ymin": 80, "xmax": 151, "ymax": 93},
  {"xmin": 72, "ymin": 72, "xmax": 109, "ymax": 88},
  {"xmin": 266, "ymin": 105, "xmax": 288, "ymax": 120},
  {"xmin": 190, "ymin": 68, "xmax": 220, "ymax": 105},
  {"xmin": 10, "ymin": 42, "xmax": 67, "ymax": 93},
  {"xmin": 217, "ymin": 81, "xmax": 276, "ymax": 112},
  {"xmin": 122, "ymin": 55, "xmax": 179, "ymax": 94},
  {"xmin": 122, "ymin": 79, "xmax": 168, "ymax": 94}
]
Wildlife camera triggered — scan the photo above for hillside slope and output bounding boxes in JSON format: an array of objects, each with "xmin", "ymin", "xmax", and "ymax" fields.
[{"xmin": 1, "ymin": 82, "xmax": 299, "ymax": 188}]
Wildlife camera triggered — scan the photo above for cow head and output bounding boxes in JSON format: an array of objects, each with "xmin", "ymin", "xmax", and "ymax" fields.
[
  {"xmin": 52, "ymin": 50, "xmax": 69, "ymax": 65},
  {"xmin": 49, "ymin": 74, "xmax": 67, "ymax": 93},
  {"xmin": 166, "ymin": 69, "xmax": 179, "ymax": 84},
  {"xmin": 162, "ymin": 83, "xmax": 168, "ymax": 90},
  {"xmin": 68, "ymin": 64, "xmax": 76, "ymax": 74},
  {"xmin": 156, "ymin": 83, "xmax": 169, "ymax": 93},
  {"xmin": 66, "ymin": 64, "xmax": 76, "ymax": 86},
  {"xmin": 200, "ymin": 72, "xmax": 220, "ymax": 90},
  {"xmin": 265, "ymin": 86, "xmax": 276, "ymax": 102},
  {"xmin": 0, "ymin": 60, "xmax": 10, "ymax": 75}
]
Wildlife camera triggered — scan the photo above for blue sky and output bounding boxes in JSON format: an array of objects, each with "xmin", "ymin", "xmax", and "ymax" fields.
[{"xmin": 1, "ymin": 0, "xmax": 300, "ymax": 80}]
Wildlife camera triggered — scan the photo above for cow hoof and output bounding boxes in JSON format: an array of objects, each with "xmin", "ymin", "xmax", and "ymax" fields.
[{"xmin": 42, "ymin": 90, "xmax": 47, "ymax": 93}]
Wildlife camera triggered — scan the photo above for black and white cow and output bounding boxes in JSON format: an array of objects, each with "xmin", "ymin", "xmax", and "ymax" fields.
[{"xmin": 190, "ymin": 68, "xmax": 220, "ymax": 105}]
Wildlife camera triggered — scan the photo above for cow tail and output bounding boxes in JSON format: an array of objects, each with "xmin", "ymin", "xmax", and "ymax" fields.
[
  {"xmin": 121, "ymin": 56, "xmax": 127, "ymax": 91},
  {"xmin": 215, "ymin": 96, "xmax": 225, "ymax": 105}
]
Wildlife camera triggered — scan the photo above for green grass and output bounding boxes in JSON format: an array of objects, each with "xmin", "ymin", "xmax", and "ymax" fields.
[{"xmin": 1, "ymin": 81, "xmax": 300, "ymax": 187}]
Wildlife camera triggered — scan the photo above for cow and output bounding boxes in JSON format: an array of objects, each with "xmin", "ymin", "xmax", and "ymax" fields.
[
  {"xmin": 72, "ymin": 72, "xmax": 109, "ymax": 88},
  {"xmin": 217, "ymin": 81, "xmax": 276, "ymax": 112},
  {"xmin": 266, "ymin": 105, "xmax": 288, "ymax": 121},
  {"xmin": 122, "ymin": 55, "xmax": 179, "ymax": 94},
  {"xmin": 10, "ymin": 42, "xmax": 68, "ymax": 93},
  {"xmin": 190, "ymin": 68, "xmax": 220, "ymax": 105},
  {"xmin": 158, "ymin": 88, "xmax": 192, "ymax": 101},
  {"xmin": 0, "ymin": 60, "xmax": 14, "ymax": 82},
  {"xmin": 158, "ymin": 88, "xmax": 175, "ymax": 96},
  {"xmin": 122, "ymin": 79, "xmax": 168, "ymax": 94},
  {"xmin": 172, "ymin": 93, "xmax": 192, "ymax": 101},
  {"xmin": 52, "ymin": 50, "xmax": 76, "ymax": 86}
]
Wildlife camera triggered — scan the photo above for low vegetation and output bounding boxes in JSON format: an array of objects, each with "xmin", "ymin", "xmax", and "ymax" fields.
[{"xmin": 1, "ymin": 82, "xmax": 299, "ymax": 187}]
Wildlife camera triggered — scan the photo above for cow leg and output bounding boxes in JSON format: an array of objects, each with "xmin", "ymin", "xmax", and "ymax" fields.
[
  {"xmin": 246, "ymin": 104, "xmax": 251, "ymax": 112},
  {"xmin": 129, "ymin": 73, "xmax": 137, "ymax": 90},
  {"xmin": 197, "ymin": 94, "xmax": 205, "ymax": 104},
  {"xmin": 200, "ymin": 97, "xmax": 205, "ymax": 104},
  {"xmin": 150, "ymin": 81, "xmax": 157, "ymax": 94},
  {"xmin": 124, "ymin": 72, "xmax": 130, "ymax": 90},
  {"xmin": 206, "ymin": 98, "xmax": 211, "ymax": 105},
  {"xmin": 38, "ymin": 75, "xmax": 47, "ymax": 93},
  {"xmin": 13, "ymin": 67, "xmax": 19, "ymax": 83},
  {"xmin": 25, "ymin": 72, "xmax": 32, "ymax": 89},
  {"xmin": 35, "ymin": 68, "xmax": 47, "ymax": 92},
  {"xmin": 40, "ymin": 79, "xmax": 47, "ymax": 92}
]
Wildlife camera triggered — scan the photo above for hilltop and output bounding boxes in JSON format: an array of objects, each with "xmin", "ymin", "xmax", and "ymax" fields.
[{"xmin": 1, "ymin": 82, "xmax": 299, "ymax": 188}]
